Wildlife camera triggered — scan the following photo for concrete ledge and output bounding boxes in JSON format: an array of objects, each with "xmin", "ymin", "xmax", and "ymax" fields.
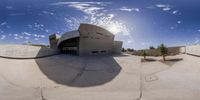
[
  {"xmin": 0, "ymin": 45, "xmax": 60, "ymax": 59},
  {"xmin": 0, "ymin": 53, "xmax": 61, "ymax": 59},
  {"xmin": 186, "ymin": 53, "xmax": 200, "ymax": 57}
]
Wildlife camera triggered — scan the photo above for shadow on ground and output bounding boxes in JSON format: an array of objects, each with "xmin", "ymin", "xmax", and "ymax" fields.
[
  {"xmin": 112, "ymin": 54, "xmax": 129, "ymax": 57},
  {"xmin": 35, "ymin": 55, "xmax": 121, "ymax": 87},
  {"xmin": 141, "ymin": 58, "xmax": 157, "ymax": 62},
  {"xmin": 160, "ymin": 58, "xmax": 183, "ymax": 66},
  {"xmin": 165, "ymin": 58, "xmax": 183, "ymax": 62}
]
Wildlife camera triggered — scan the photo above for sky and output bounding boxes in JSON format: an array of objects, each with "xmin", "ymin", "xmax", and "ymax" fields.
[{"xmin": 1, "ymin": 0, "xmax": 200, "ymax": 49}]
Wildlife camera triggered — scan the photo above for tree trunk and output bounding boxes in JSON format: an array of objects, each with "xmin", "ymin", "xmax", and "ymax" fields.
[
  {"xmin": 163, "ymin": 55, "xmax": 165, "ymax": 61},
  {"xmin": 144, "ymin": 55, "xmax": 146, "ymax": 60}
]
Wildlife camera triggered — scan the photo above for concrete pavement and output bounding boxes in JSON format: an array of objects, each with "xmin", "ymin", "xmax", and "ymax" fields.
[{"xmin": 0, "ymin": 54, "xmax": 200, "ymax": 100}]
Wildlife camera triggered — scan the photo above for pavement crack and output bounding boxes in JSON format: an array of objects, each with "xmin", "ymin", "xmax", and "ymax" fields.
[
  {"xmin": 134, "ymin": 64, "xmax": 144, "ymax": 100},
  {"xmin": 40, "ymin": 87, "xmax": 46, "ymax": 100},
  {"xmin": 70, "ymin": 58, "xmax": 88, "ymax": 84}
]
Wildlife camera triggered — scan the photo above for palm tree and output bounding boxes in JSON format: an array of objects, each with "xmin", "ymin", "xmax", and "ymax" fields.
[
  {"xmin": 158, "ymin": 44, "xmax": 168, "ymax": 61},
  {"xmin": 142, "ymin": 50, "xmax": 147, "ymax": 60}
]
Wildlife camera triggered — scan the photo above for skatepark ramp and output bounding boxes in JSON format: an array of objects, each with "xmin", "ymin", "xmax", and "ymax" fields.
[{"xmin": 0, "ymin": 44, "xmax": 59, "ymax": 59}]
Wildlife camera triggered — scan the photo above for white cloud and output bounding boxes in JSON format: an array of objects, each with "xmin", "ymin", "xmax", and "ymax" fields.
[
  {"xmin": 25, "ymin": 37, "xmax": 30, "ymax": 40},
  {"xmin": 0, "ymin": 29, "xmax": 3, "ymax": 33},
  {"xmin": 13, "ymin": 32, "xmax": 46, "ymax": 40},
  {"xmin": 51, "ymin": 2, "xmax": 109, "ymax": 15},
  {"xmin": 119, "ymin": 6, "xmax": 139, "ymax": 12},
  {"xmin": 64, "ymin": 17, "xmax": 82, "ymax": 30},
  {"xmin": 19, "ymin": 36, "xmax": 23, "ymax": 38},
  {"xmin": 163, "ymin": 7, "xmax": 171, "ymax": 11},
  {"xmin": 90, "ymin": 14, "xmax": 131, "ymax": 35},
  {"xmin": 14, "ymin": 37, "xmax": 19, "ymax": 40},
  {"xmin": 9, "ymin": 13, "xmax": 25, "ymax": 16},
  {"xmin": 13, "ymin": 33, "xmax": 25, "ymax": 40},
  {"xmin": 0, "ymin": 35, "xmax": 6, "ymax": 40},
  {"xmin": 194, "ymin": 38, "xmax": 199, "ymax": 44},
  {"xmin": 170, "ymin": 26, "xmax": 174, "ymax": 30},
  {"xmin": 34, "ymin": 23, "xmax": 44, "ymax": 29},
  {"xmin": 172, "ymin": 10, "xmax": 178, "ymax": 14},
  {"xmin": 32, "ymin": 34, "xmax": 45, "ymax": 38},
  {"xmin": 69, "ymin": 4, "xmax": 103, "ymax": 15},
  {"xmin": 28, "ymin": 23, "xmax": 49, "ymax": 33},
  {"xmin": 14, "ymin": 34, "xmax": 18, "ymax": 37},
  {"xmin": 34, "ymin": 38, "xmax": 39, "ymax": 41},
  {"xmin": 141, "ymin": 42, "xmax": 147, "ymax": 46},
  {"xmin": 28, "ymin": 23, "xmax": 45, "ymax": 31},
  {"xmin": 127, "ymin": 40, "xmax": 133, "ymax": 43},
  {"xmin": 146, "ymin": 6, "xmax": 155, "ymax": 9},
  {"xmin": 33, "ymin": 34, "xmax": 38, "ymax": 37},
  {"xmin": 56, "ymin": 2, "xmax": 130, "ymax": 35},
  {"xmin": 40, "ymin": 35, "xmax": 45, "ymax": 38},
  {"xmin": 22, "ymin": 32, "xmax": 31, "ymax": 36},
  {"xmin": 177, "ymin": 21, "xmax": 182, "ymax": 24},
  {"xmin": 156, "ymin": 4, "xmax": 170, "ymax": 8},
  {"xmin": 51, "ymin": 2, "xmax": 111, "ymax": 6},
  {"xmin": 0, "ymin": 22, "xmax": 7, "ymax": 26},
  {"xmin": 155, "ymin": 4, "xmax": 172, "ymax": 11},
  {"xmin": 27, "ymin": 24, "xmax": 33, "ymax": 28},
  {"xmin": 6, "ymin": 6, "xmax": 14, "ymax": 10},
  {"xmin": 42, "ymin": 11, "xmax": 54, "ymax": 15},
  {"xmin": 45, "ymin": 29, "xmax": 49, "ymax": 33}
]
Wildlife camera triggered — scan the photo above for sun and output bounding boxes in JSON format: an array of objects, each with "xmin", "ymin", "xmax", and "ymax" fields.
[{"xmin": 107, "ymin": 24, "xmax": 121, "ymax": 34}]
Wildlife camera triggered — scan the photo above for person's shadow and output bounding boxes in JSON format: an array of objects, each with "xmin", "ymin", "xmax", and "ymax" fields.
[{"xmin": 35, "ymin": 54, "xmax": 121, "ymax": 87}]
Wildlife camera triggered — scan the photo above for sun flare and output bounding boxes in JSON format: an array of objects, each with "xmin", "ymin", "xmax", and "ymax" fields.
[{"xmin": 107, "ymin": 24, "xmax": 122, "ymax": 34}]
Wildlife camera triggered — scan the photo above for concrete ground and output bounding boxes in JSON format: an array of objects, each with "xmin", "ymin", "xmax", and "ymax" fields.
[{"xmin": 0, "ymin": 54, "xmax": 199, "ymax": 100}]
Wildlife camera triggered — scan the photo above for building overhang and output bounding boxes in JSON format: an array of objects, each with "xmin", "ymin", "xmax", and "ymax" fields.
[{"xmin": 57, "ymin": 30, "xmax": 80, "ymax": 46}]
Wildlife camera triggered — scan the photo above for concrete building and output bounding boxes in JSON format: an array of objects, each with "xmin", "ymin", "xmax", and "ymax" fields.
[
  {"xmin": 49, "ymin": 34, "xmax": 60, "ymax": 49},
  {"xmin": 49, "ymin": 23, "xmax": 123, "ymax": 55}
]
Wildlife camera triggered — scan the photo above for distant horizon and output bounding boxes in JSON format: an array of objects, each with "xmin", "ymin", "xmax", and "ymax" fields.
[{"xmin": 1, "ymin": 0, "xmax": 200, "ymax": 49}]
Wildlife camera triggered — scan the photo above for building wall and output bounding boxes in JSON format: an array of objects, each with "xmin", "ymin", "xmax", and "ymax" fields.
[
  {"xmin": 180, "ymin": 47, "xmax": 186, "ymax": 53},
  {"xmin": 78, "ymin": 24, "xmax": 114, "ymax": 55},
  {"xmin": 134, "ymin": 49, "xmax": 160, "ymax": 56},
  {"xmin": 49, "ymin": 34, "xmax": 60, "ymax": 49},
  {"xmin": 168, "ymin": 46, "xmax": 184, "ymax": 55},
  {"xmin": 185, "ymin": 45, "xmax": 200, "ymax": 56},
  {"xmin": 113, "ymin": 41, "xmax": 123, "ymax": 54},
  {"xmin": 57, "ymin": 30, "xmax": 80, "ymax": 46}
]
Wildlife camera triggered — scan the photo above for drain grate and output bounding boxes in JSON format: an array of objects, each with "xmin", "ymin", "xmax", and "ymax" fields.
[{"xmin": 145, "ymin": 74, "xmax": 158, "ymax": 82}]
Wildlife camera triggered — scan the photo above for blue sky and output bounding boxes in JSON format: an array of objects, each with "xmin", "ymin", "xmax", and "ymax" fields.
[{"xmin": 1, "ymin": 0, "xmax": 200, "ymax": 49}]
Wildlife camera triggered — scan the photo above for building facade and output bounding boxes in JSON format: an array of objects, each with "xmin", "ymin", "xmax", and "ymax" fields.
[
  {"xmin": 49, "ymin": 23, "xmax": 123, "ymax": 55},
  {"xmin": 49, "ymin": 34, "xmax": 60, "ymax": 49}
]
